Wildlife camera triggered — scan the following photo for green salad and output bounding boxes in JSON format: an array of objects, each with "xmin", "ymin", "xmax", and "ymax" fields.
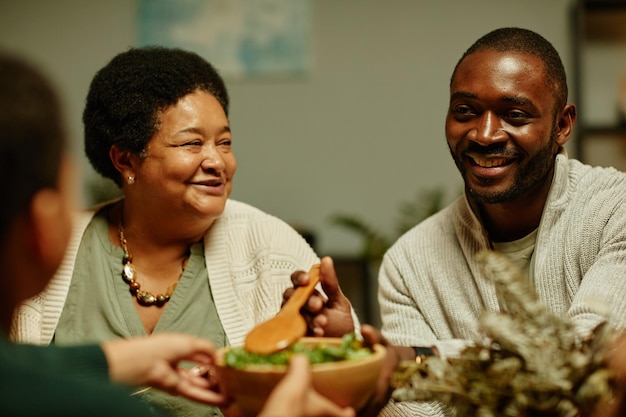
[{"xmin": 225, "ymin": 333, "xmax": 372, "ymax": 369}]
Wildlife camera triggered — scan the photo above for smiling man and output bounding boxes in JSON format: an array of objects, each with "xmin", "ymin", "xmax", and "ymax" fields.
[{"xmin": 372, "ymin": 27, "xmax": 626, "ymax": 416}]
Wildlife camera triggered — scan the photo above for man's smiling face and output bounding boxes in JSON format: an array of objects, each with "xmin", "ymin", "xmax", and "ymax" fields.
[{"xmin": 445, "ymin": 50, "xmax": 562, "ymax": 204}]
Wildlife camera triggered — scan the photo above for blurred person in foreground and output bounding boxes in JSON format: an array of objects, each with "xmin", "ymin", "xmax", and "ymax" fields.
[
  {"xmin": 1, "ymin": 51, "xmax": 356, "ymax": 417},
  {"xmin": 290, "ymin": 27, "xmax": 626, "ymax": 416}
]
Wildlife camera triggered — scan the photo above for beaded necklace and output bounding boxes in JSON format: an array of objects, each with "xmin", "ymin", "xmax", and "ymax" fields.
[{"xmin": 118, "ymin": 222, "xmax": 189, "ymax": 307}]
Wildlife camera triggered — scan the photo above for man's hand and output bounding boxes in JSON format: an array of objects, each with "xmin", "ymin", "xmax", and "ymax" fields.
[
  {"xmin": 590, "ymin": 330, "xmax": 626, "ymax": 417},
  {"xmin": 285, "ymin": 256, "xmax": 355, "ymax": 337},
  {"xmin": 356, "ymin": 324, "xmax": 402, "ymax": 417}
]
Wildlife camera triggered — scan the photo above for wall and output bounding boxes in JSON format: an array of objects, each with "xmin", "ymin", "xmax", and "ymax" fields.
[{"xmin": 0, "ymin": 0, "xmax": 575, "ymax": 256}]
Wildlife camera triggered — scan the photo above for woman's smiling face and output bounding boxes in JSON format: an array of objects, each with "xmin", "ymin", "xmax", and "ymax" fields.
[
  {"xmin": 445, "ymin": 50, "xmax": 567, "ymax": 204},
  {"xmin": 132, "ymin": 89, "xmax": 236, "ymax": 222}
]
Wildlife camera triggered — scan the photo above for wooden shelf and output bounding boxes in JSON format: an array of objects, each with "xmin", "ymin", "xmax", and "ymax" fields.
[
  {"xmin": 583, "ymin": 126, "xmax": 626, "ymax": 136},
  {"xmin": 571, "ymin": 0, "xmax": 626, "ymax": 162},
  {"xmin": 581, "ymin": 0, "xmax": 626, "ymax": 12}
]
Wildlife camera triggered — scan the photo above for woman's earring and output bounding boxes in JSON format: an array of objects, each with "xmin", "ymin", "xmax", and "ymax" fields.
[{"xmin": 127, "ymin": 175, "xmax": 135, "ymax": 185}]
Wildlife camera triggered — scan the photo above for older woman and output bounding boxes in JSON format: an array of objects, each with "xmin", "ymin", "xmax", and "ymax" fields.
[{"xmin": 12, "ymin": 46, "xmax": 355, "ymax": 417}]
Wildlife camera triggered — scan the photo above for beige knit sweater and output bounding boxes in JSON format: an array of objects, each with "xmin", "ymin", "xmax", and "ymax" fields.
[
  {"xmin": 378, "ymin": 151, "xmax": 626, "ymax": 416},
  {"xmin": 380, "ymin": 152, "xmax": 626, "ymax": 355}
]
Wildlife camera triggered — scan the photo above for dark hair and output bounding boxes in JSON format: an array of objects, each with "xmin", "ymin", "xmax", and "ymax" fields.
[
  {"xmin": 451, "ymin": 27, "xmax": 568, "ymax": 114},
  {"xmin": 0, "ymin": 53, "xmax": 65, "ymax": 242},
  {"xmin": 83, "ymin": 46, "xmax": 230, "ymax": 185}
]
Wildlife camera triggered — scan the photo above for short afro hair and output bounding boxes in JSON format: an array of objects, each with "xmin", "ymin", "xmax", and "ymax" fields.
[
  {"xmin": 451, "ymin": 27, "xmax": 568, "ymax": 115},
  {"xmin": 83, "ymin": 46, "xmax": 229, "ymax": 185}
]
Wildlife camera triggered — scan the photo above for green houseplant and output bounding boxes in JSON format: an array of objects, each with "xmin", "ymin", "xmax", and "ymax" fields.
[{"xmin": 329, "ymin": 186, "xmax": 448, "ymax": 261}]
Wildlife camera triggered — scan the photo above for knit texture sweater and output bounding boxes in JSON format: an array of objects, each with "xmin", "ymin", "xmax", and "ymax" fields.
[
  {"xmin": 378, "ymin": 152, "xmax": 626, "ymax": 416},
  {"xmin": 380, "ymin": 152, "xmax": 626, "ymax": 356},
  {"xmin": 11, "ymin": 199, "xmax": 321, "ymax": 347}
]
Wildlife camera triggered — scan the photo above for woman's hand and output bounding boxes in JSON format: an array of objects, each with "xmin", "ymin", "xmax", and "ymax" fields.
[
  {"xmin": 101, "ymin": 333, "xmax": 229, "ymax": 406},
  {"xmin": 258, "ymin": 354, "xmax": 356, "ymax": 417},
  {"xmin": 285, "ymin": 256, "xmax": 355, "ymax": 337}
]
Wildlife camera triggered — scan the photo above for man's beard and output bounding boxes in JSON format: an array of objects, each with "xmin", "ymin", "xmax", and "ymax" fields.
[{"xmin": 454, "ymin": 126, "xmax": 558, "ymax": 204}]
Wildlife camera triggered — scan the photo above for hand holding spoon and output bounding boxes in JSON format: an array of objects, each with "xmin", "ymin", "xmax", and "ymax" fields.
[{"xmin": 244, "ymin": 264, "xmax": 321, "ymax": 354}]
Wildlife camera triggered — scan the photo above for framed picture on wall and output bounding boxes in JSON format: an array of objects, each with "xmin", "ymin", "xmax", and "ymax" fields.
[{"xmin": 137, "ymin": 0, "xmax": 312, "ymax": 79}]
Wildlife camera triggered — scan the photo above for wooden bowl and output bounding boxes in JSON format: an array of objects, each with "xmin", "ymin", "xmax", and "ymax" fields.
[{"xmin": 215, "ymin": 337, "xmax": 386, "ymax": 417}]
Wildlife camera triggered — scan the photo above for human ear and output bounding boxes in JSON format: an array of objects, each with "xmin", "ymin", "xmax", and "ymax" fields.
[
  {"xmin": 109, "ymin": 145, "xmax": 137, "ymax": 184},
  {"xmin": 29, "ymin": 188, "xmax": 70, "ymax": 273},
  {"xmin": 555, "ymin": 104, "xmax": 577, "ymax": 146}
]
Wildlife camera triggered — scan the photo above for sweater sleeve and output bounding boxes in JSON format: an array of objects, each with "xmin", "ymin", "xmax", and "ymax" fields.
[
  {"xmin": 8, "ymin": 342, "xmax": 112, "ymax": 385},
  {"xmin": 560, "ymin": 181, "xmax": 626, "ymax": 333},
  {"xmin": 378, "ymin": 250, "xmax": 472, "ymax": 359},
  {"xmin": 1, "ymin": 339, "xmax": 165, "ymax": 417}
]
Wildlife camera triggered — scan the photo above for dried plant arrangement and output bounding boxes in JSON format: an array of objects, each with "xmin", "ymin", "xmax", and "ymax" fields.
[{"xmin": 391, "ymin": 250, "xmax": 618, "ymax": 417}]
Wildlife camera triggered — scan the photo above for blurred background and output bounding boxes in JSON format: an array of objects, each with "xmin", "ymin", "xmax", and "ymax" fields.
[{"xmin": 1, "ymin": 0, "xmax": 625, "ymax": 323}]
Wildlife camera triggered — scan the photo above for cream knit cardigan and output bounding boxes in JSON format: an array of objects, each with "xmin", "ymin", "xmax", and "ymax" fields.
[
  {"xmin": 377, "ymin": 151, "xmax": 626, "ymax": 417},
  {"xmin": 11, "ymin": 199, "xmax": 323, "ymax": 346},
  {"xmin": 380, "ymin": 151, "xmax": 626, "ymax": 358}
]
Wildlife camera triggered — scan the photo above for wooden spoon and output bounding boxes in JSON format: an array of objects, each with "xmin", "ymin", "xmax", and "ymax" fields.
[{"xmin": 244, "ymin": 264, "xmax": 321, "ymax": 354}]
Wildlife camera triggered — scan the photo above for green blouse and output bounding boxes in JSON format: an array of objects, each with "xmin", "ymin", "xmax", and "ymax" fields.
[{"xmin": 55, "ymin": 207, "xmax": 227, "ymax": 417}]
